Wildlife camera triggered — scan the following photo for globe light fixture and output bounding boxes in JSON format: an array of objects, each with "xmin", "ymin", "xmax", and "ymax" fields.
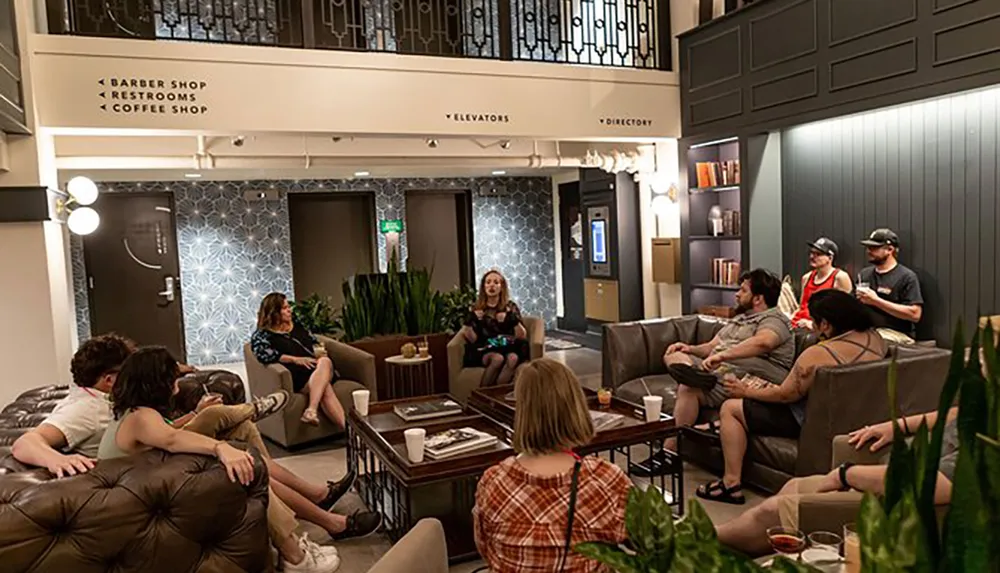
[
  {"xmin": 651, "ymin": 194, "xmax": 674, "ymax": 217},
  {"xmin": 67, "ymin": 207, "xmax": 100, "ymax": 235},
  {"xmin": 66, "ymin": 176, "xmax": 99, "ymax": 206}
]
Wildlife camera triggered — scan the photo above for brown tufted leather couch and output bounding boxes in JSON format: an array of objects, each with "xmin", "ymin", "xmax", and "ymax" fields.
[
  {"xmin": 0, "ymin": 370, "xmax": 270, "ymax": 572},
  {"xmin": 603, "ymin": 315, "xmax": 952, "ymax": 493}
]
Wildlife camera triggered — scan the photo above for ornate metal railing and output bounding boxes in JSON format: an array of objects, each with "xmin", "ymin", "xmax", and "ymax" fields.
[{"xmin": 48, "ymin": 0, "xmax": 671, "ymax": 69}]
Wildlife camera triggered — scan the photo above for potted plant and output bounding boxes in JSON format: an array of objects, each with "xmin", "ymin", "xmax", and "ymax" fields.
[{"xmin": 291, "ymin": 294, "xmax": 338, "ymax": 337}]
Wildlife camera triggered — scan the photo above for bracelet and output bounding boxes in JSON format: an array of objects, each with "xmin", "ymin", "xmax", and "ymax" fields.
[{"xmin": 838, "ymin": 462, "xmax": 855, "ymax": 491}]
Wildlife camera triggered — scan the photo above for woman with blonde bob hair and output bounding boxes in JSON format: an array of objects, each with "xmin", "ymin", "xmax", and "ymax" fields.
[{"xmin": 473, "ymin": 359, "xmax": 632, "ymax": 573}]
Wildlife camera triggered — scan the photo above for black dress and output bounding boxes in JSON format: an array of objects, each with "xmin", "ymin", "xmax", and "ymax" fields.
[
  {"xmin": 250, "ymin": 324, "xmax": 337, "ymax": 392},
  {"xmin": 462, "ymin": 302, "xmax": 531, "ymax": 367}
]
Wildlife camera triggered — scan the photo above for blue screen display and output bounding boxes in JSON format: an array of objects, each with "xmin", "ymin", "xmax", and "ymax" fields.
[{"xmin": 591, "ymin": 220, "xmax": 607, "ymax": 263}]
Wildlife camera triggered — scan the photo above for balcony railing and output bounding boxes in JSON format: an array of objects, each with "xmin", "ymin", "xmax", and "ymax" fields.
[{"xmin": 48, "ymin": 0, "xmax": 671, "ymax": 69}]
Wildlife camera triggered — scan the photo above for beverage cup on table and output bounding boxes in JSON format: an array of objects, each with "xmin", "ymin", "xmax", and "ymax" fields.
[
  {"xmin": 642, "ymin": 395, "xmax": 663, "ymax": 422},
  {"xmin": 417, "ymin": 341, "xmax": 430, "ymax": 358},
  {"xmin": 313, "ymin": 344, "xmax": 328, "ymax": 358},
  {"xmin": 352, "ymin": 389, "xmax": 371, "ymax": 416},
  {"xmin": 844, "ymin": 523, "xmax": 861, "ymax": 573},
  {"xmin": 404, "ymin": 428, "xmax": 426, "ymax": 463}
]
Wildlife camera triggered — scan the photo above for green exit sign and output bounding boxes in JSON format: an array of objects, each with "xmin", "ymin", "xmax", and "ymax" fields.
[{"xmin": 380, "ymin": 219, "xmax": 404, "ymax": 233}]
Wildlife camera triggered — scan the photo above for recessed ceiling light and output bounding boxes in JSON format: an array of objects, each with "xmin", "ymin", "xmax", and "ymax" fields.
[
  {"xmin": 354, "ymin": 171, "xmax": 370, "ymax": 177},
  {"xmin": 492, "ymin": 170, "xmax": 506, "ymax": 175},
  {"xmin": 184, "ymin": 173, "xmax": 202, "ymax": 178}
]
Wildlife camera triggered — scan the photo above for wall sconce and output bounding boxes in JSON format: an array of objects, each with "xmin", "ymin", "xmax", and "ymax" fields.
[{"xmin": 58, "ymin": 176, "xmax": 101, "ymax": 235}]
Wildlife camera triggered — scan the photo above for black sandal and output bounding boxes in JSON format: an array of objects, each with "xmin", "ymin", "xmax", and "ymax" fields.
[
  {"xmin": 668, "ymin": 363, "xmax": 719, "ymax": 391},
  {"xmin": 696, "ymin": 479, "xmax": 746, "ymax": 505}
]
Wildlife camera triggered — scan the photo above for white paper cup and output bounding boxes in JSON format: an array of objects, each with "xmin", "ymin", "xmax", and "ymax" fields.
[
  {"xmin": 643, "ymin": 395, "xmax": 663, "ymax": 422},
  {"xmin": 352, "ymin": 389, "xmax": 371, "ymax": 416},
  {"xmin": 404, "ymin": 428, "xmax": 426, "ymax": 463}
]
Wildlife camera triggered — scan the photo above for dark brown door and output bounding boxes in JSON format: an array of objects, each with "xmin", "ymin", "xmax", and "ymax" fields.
[
  {"xmin": 289, "ymin": 192, "xmax": 376, "ymax": 308},
  {"xmin": 405, "ymin": 190, "xmax": 474, "ymax": 293},
  {"xmin": 83, "ymin": 192, "xmax": 186, "ymax": 357}
]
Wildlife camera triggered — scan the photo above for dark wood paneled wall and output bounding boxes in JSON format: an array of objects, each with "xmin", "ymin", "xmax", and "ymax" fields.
[
  {"xmin": 0, "ymin": 0, "xmax": 27, "ymax": 133},
  {"xmin": 679, "ymin": 0, "xmax": 1000, "ymax": 139},
  {"xmin": 782, "ymin": 88, "xmax": 999, "ymax": 344}
]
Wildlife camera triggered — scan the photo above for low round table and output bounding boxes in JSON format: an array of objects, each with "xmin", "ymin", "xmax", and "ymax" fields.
[{"xmin": 384, "ymin": 354, "xmax": 434, "ymax": 399}]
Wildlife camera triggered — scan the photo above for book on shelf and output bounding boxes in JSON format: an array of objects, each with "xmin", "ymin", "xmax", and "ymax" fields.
[
  {"xmin": 694, "ymin": 160, "xmax": 741, "ymax": 189},
  {"xmin": 393, "ymin": 398, "xmax": 464, "ymax": 422},
  {"xmin": 424, "ymin": 427, "xmax": 498, "ymax": 459},
  {"xmin": 590, "ymin": 410, "xmax": 626, "ymax": 432},
  {"xmin": 711, "ymin": 258, "xmax": 742, "ymax": 286},
  {"xmin": 722, "ymin": 210, "xmax": 741, "ymax": 236}
]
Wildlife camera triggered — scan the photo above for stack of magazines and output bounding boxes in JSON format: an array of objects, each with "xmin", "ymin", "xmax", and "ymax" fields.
[
  {"xmin": 393, "ymin": 399, "xmax": 463, "ymax": 422},
  {"xmin": 590, "ymin": 410, "xmax": 625, "ymax": 432},
  {"xmin": 424, "ymin": 428, "xmax": 497, "ymax": 460}
]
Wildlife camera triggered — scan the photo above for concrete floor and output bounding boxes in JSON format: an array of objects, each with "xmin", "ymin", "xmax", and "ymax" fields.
[{"xmin": 216, "ymin": 345, "xmax": 764, "ymax": 572}]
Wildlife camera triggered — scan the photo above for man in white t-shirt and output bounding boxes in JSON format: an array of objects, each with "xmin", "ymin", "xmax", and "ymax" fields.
[{"xmin": 12, "ymin": 334, "xmax": 134, "ymax": 476}]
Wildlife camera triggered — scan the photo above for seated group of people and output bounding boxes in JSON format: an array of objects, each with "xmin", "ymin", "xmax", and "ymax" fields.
[{"xmin": 12, "ymin": 333, "xmax": 380, "ymax": 573}]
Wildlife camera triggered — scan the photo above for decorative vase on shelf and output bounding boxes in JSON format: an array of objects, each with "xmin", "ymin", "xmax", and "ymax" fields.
[{"xmin": 708, "ymin": 205, "xmax": 723, "ymax": 236}]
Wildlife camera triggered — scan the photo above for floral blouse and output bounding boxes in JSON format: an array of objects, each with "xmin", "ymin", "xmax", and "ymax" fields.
[{"xmin": 250, "ymin": 324, "xmax": 318, "ymax": 365}]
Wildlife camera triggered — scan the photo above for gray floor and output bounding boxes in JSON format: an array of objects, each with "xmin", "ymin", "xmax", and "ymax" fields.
[{"xmin": 230, "ymin": 346, "xmax": 763, "ymax": 573}]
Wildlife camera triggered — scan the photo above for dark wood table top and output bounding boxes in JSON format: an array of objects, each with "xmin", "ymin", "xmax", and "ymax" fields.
[
  {"xmin": 348, "ymin": 393, "xmax": 514, "ymax": 486},
  {"xmin": 468, "ymin": 385, "xmax": 679, "ymax": 454}
]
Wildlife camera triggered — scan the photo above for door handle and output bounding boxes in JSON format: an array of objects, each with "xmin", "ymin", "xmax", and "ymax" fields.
[{"xmin": 158, "ymin": 276, "xmax": 176, "ymax": 302}]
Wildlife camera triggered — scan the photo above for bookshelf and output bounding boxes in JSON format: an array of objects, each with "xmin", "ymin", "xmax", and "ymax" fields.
[{"xmin": 681, "ymin": 136, "xmax": 748, "ymax": 315}]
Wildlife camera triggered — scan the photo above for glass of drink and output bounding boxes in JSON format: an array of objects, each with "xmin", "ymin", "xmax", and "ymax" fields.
[
  {"xmin": 313, "ymin": 344, "xmax": 328, "ymax": 358},
  {"xmin": 844, "ymin": 523, "xmax": 861, "ymax": 573},
  {"xmin": 808, "ymin": 531, "xmax": 843, "ymax": 553},
  {"xmin": 597, "ymin": 388, "xmax": 613, "ymax": 408},
  {"xmin": 417, "ymin": 340, "xmax": 430, "ymax": 358},
  {"xmin": 767, "ymin": 526, "xmax": 806, "ymax": 560}
]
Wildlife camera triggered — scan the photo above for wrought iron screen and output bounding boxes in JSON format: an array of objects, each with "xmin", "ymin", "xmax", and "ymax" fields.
[{"xmin": 54, "ymin": 0, "xmax": 670, "ymax": 69}]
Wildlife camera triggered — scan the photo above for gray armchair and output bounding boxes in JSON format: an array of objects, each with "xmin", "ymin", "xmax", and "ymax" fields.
[
  {"xmin": 446, "ymin": 316, "xmax": 545, "ymax": 404},
  {"xmin": 368, "ymin": 519, "xmax": 449, "ymax": 573},
  {"xmin": 243, "ymin": 334, "xmax": 376, "ymax": 448}
]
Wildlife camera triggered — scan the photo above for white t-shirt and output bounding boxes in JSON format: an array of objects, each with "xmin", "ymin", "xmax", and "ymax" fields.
[{"xmin": 43, "ymin": 385, "xmax": 113, "ymax": 458}]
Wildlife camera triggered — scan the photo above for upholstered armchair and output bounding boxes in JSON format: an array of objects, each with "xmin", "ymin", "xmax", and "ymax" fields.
[
  {"xmin": 446, "ymin": 316, "xmax": 545, "ymax": 404},
  {"xmin": 243, "ymin": 334, "xmax": 376, "ymax": 448}
]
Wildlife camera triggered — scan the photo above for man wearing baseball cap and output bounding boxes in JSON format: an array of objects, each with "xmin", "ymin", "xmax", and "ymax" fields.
[
  {"xmin": 857, "ymin": 228, "xmax": 923, "ymax": 341},
  {"xmin": 791, "ymin": 237, "xmax": 852, "ymax": 329}
]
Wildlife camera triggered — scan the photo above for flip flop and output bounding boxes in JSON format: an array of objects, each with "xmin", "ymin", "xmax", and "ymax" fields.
[
  {"xmin": 696, "ymin": 479, "xmax": 746, "ymax": 505},
  {"xmin": 668, "ymin": 363, "xmax": 719, "ymax": 391},
  {"xmin": 300, "ymin": 407, "xmax": 320, "ymax": 426}
]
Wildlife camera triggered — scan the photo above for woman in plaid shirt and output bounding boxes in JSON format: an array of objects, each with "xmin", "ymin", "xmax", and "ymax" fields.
[{"xmin": 473, "ymin": 359, "xmax": 632, "ymax": 572}]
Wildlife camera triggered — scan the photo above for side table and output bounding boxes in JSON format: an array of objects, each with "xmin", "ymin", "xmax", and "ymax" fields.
[{"xmin": 384, "ymin": 355, "xmax": 434, "ymax": 398}]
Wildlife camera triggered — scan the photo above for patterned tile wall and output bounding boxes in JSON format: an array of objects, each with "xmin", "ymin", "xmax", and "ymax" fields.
[{"xmin": 72, "ymin": 177, "xmax": 555, "ymax": 365}]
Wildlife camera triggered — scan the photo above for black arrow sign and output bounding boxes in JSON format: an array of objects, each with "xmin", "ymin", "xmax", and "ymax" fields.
[
  {"xmin": 98, "ymin": 78, "xmax": 105, "ymax": 85},
  {"xmin": 99, "ymin": 92, "xmax": 105, "ymax": 99},
  {"xmin": 100, "ymin": 104, "xmax": 106, "ymax": 111},
  {"xmin": 446, "ymin": 114, "xmax": 452, "ymax": 119}
]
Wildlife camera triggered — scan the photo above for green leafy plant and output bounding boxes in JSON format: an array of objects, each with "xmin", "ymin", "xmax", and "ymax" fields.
[
  {"xmin": 336, "ymin": 254, "xmax": 445, "ymax": 342},
  {"xmin": 439, "ymin": 284, "xmax": 477, "ymax": 333},
  {"xmin": 291, "ymin": 294, "xmax": 338, "ymax": 336},
  {"xmin": 575, "ymin": 487, "xmax": 815, "ymax": 572},
  {"xmin": 856, "ymin": 320, "xmax": 1000, "ymax": 572}
]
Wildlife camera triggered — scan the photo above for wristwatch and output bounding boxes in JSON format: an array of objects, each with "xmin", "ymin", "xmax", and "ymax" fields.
[{"xmin": 838, "ymin": 462, "xmax": 856, "ymax": 491}]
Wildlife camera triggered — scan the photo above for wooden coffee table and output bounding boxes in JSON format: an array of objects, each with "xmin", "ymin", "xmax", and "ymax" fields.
[
  {"xmin": 468, "ymin": 384, "xmax": 685, "ymax": 515},
  {"xmin": 345, "ymin": 394, "xmax": 514, "ymax": 563}
]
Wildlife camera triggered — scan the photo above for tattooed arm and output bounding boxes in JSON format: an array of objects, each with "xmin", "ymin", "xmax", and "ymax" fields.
[{"xmin": 741, "ymin": 352, "xmax": 819, "ymax": 404}]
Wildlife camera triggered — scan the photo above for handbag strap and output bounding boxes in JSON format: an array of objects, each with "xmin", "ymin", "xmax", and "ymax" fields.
[{"xmin": 558, "ymin": 456, "xmax": 583, "ymax": 573}]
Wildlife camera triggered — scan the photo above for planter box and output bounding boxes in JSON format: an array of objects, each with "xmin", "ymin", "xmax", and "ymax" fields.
[{"xmin": 349, "ymin": 333, "xmax": 452, "ymax": 399}]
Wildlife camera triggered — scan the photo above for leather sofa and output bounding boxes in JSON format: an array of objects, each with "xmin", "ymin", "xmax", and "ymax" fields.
[
  {"xmin": 0, "ymin": 375, "xmax": 270, "ymax": 572},
  {"xmin": 244, "ymin": 334, "xmax": 376, "ymax": 448},
  {"xmin": 446, "ymin": 316, "xmax": 545, "ymax": 404},
  {"xmin": 603, "ymin": 315, "xmax": 951, "ymax": 493}
]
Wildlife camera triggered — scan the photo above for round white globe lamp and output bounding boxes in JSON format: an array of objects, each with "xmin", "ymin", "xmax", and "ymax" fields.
[
  {"xmin": 67, "ymin": 176, "xmax": 99, "ymax": 206},
  {"xmin": 67, "ymin": 207, "xmax": 100, "ymax": 235}
]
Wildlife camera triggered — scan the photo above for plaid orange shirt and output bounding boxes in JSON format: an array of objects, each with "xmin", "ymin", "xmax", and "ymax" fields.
[{"xmin": 473, "ymin": 456, "xmax": 631, "ymax": 573}]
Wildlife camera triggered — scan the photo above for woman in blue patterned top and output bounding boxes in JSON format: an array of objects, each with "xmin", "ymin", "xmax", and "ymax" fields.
[{"xmin": 251, "ymin": 292, "xmax": 345, "ymax": 427}]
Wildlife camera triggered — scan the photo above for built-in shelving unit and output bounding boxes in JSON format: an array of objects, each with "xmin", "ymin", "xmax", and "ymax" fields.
[{"xmin": 681, "ymin": 136, "xmax": 748, "ymax": 314}]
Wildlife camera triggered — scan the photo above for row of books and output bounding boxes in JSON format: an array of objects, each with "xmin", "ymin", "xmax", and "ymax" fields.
[
  {"xmin": 712, "ymin": 258, "xmax": 742, "ymax": 286},
  {"xmin": 694, "ymin": 160, "xmax": 741, "ymax": 188}
]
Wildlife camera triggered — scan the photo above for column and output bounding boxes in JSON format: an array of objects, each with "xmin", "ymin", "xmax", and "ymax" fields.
[{"xmin": 0, "ymin": 0, "xmax": 77, "ymax": 405}]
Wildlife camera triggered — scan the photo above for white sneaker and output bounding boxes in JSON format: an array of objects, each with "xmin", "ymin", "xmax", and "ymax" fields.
[{"xmin": 283, "ymin": 535, "xmax": 341, "ymax": 572}]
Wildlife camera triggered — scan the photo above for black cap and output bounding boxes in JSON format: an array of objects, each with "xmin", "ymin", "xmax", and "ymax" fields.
[
  {"xmin": 807, "ymin": 237, "xmax": 838, "ymax": 258},
  {"xmin": 860, "ymin": 228, "xmax": 900, "ymax": 248}
]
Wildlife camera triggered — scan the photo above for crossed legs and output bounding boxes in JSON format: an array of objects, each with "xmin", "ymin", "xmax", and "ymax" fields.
[{"xmin": 303, "ymin": 357, "xmax": 346, "ymax": 428}]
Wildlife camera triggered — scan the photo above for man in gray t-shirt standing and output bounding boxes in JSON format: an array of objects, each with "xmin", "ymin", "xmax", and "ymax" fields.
[{"xmin": 634, "ymin": 269, "xmax": 794, "ymax": 477}]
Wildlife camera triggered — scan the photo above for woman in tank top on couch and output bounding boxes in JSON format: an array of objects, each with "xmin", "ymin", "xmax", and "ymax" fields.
[
  {"xmin": 696, "ymin": 289, "xmax": 887, "ymax": 505},
  {"xmin": 790, "ymin": 237, "xmax": 852, "ymax": 329}
]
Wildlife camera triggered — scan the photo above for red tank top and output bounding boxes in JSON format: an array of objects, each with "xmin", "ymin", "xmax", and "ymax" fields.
[{"xmin": 792, "ymin": 269, "xmax": 839, "ymax": 324}]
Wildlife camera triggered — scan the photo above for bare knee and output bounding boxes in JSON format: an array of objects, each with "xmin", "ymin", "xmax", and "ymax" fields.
[
  {"xmin": 676, "ymin": 384, "xmax": 702, "ymax": 401},
  {"xmin": 317, "ymin": 356, "xmax": 334, "ymax": 371},
  {"xmin": 720, "ymin": 399, "xmax": 745, "ymax": 424}
]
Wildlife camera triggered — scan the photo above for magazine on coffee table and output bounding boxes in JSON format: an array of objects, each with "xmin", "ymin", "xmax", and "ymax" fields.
[
  {"xmin": 393, "ymin": 399, "xmax": 464, "ymax": 422},
  {"xmin": 590, "ymin": 410, "xmax": 626, "ymax": 432},
  {"xmin": 424, "ymin": 427, "xmax": 498, "ymax": 459}
]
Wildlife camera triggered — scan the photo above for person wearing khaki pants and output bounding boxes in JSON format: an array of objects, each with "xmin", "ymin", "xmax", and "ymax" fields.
[
  {"xmin": 715, "ymin": 408, "xmax": 958, "ymax": 556},
  {"xmin": 182, "ymin": 403, "xmax": 381, "ymax": 541}
]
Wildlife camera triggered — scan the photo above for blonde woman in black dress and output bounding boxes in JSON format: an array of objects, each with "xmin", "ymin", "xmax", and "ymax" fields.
[{"xmin": 461, "ymin": 270, "xmax": 530, "ymax": 387}]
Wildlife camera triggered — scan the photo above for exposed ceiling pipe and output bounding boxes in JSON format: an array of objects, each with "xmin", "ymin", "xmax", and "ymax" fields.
[{"xmin": 194, "ymin": 135, "xmax": 215, "ymax": 170}]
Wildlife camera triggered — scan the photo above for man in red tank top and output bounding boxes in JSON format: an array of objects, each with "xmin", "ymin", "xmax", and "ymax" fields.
[{"xmin": 791, "ymin": 237, "xmax": 852, "ymax": 329}]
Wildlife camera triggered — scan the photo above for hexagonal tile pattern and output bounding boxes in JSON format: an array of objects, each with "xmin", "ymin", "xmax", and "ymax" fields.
[{"xmin": 73, "ymin": 177, "xmax": 556, "ymax": 365}]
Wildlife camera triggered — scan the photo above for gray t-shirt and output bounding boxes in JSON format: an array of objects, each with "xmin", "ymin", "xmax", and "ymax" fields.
[{"xmin": 713, "ymin": 307, "xmax": 795, "ymax": 371}]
